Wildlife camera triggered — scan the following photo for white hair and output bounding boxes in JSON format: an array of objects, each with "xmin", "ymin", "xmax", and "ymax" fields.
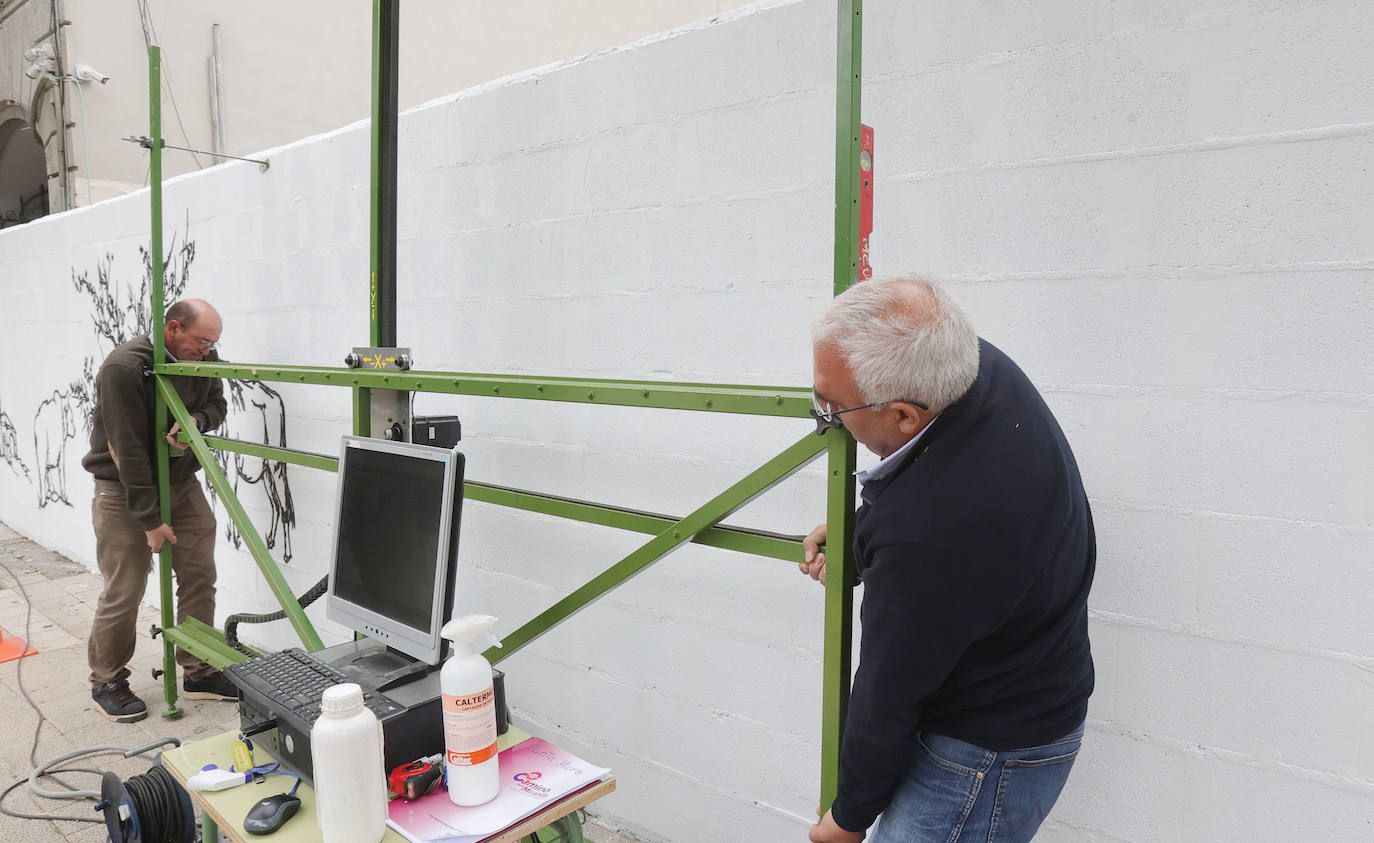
[{"xmin": 811, "ymin": 277, "xmax": 980, "ymax": 411}]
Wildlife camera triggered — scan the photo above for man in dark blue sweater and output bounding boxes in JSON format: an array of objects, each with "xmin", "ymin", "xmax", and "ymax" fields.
[{"xmin": 802, "ymin": 278, "xmax": 1095, "ymax": 843}]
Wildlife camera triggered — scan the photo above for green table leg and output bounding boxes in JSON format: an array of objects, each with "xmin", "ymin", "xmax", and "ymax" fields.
[
  {"xmin": 203, "ymin": 808, "xmax": 218, "ymax": 842},
  {"xmin": 530, "ymin": 814, "xmax": 584, "ymax": 842}
]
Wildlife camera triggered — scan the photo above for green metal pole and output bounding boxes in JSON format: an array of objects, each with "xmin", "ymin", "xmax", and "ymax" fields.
[
  {"xmin": 820, "ymin": 0, "xmax": 863, "ymax": 813},
  {"xmin": 361, "ymin": 0, "xmax": 382, "ymax": 442},
  {"xmin": 157, "ymin": 361, "xmax": 813, "ymax": 418},
  {"xmin": 834, "ymin": 0, "xmax": 863, "ymax": 297},
  {"xmin": 147, "ymin": 45, "xmax": 183, "ymax": 719},
  {"xmin": 353, "ymin": 386, "xmax": 371, "ymax": 437},
  {"xmin": 819, "ymin": 429, "xmax": 856, "ymax": 811},
  {"xmin": 369, "ymin": 0, "xmax": 384, "ymax": 348}
]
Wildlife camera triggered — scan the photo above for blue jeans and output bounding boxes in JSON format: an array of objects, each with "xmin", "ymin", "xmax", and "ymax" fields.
[{"xmin": 869, "ymin": 722, "xmax": 1084, "ymax": 843}]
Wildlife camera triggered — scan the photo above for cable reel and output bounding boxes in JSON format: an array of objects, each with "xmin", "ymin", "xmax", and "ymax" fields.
[
  {"xmin": 24, "ymin": 739, "xmax": 195, "ymax": 843},
  {"xmin": 96, "ymin": 765, "xmax": 196, "ymax": 843}
]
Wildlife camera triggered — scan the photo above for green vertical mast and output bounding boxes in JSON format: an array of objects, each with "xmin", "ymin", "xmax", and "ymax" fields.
[
  {"xmin": 820, "ymin": 0, "xmax": 863, "ymax": 814},
  {"xmin": 148, "ymin": 45, "xmax": 183, "ymax": 718}
]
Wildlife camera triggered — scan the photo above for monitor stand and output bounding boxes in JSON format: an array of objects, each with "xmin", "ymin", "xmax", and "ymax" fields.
[{"xmin": 317, "ymin": 638, "xmax": 437, "ymax": 692}]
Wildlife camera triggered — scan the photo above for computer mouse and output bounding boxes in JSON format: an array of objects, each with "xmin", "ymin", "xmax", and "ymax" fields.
[{"xmin": 243, "ymin": 792, "xmax": 302, "ymax": 835}]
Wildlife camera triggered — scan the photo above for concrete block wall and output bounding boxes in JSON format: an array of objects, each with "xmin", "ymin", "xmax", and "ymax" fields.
[
  {"xmin": 859, "ymin": 0, "xmax": 1374, "ymax": 839},
  {"xmin": 1, "ymin": 0, "xmax": 1371, "ymax": 839}
]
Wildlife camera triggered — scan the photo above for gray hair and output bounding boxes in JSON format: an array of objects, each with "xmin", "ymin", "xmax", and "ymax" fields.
[{"xmin": 811, "ymin": 277, "xmax": 980, "ymax": 411}]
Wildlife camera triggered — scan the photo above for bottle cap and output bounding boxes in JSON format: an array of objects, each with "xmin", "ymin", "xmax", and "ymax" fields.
[
  {"xmin": 320, "ymin": 682, "xmax": 364, "ymax": 713},
  {"xmin": 440, "ymin": 614, "xmax": 502, "ymax": 651}
]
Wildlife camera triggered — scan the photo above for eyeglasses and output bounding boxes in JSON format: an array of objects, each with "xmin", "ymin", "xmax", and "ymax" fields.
[
  {"xmin": 809, "ymin": 390, "xmax": 928, "ymax": 435},
  {"xmin": 171, "ymin": 321, "xmax": 218, "ymax": 352}
]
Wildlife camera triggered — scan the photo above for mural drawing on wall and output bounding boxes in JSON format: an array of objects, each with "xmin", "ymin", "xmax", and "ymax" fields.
[
  {"xmin": 1, "ymin": 394, "xmax": 32, "ymax": 480},
  {"xmin": 33, "ymin": 388, "xmax": 78, "ymax": 505},
  {"xmin": 45, "ymin": 222, "xmax": 299, "ymax": 560},
  {"xmin": 209, "ymin": 380, "xmax": 297, "ymax": 562}
]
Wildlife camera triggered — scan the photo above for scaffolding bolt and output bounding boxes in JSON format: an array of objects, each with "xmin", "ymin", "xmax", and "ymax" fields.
[
  {"xmin": 149, "ymin": 624, "xmax": 162, "ymax": 639},
  {"xmin": 536, "ymin": 384, "xmax": 544, "ymax": 392},
  {"xmin": 642, "ymin": 389, "xmax": 649, "ymax": 398},
  {"xmin": 775, "ymin": 396, "xmax": 783, "ymax": 405},
  {"xmin": 151, "ymin": 668, "xmax": 164, "ymax": 680},
  {"xmin": 704, "ymin": 398, "xmax": 713, "ymax": 408},
  {"xmin": 492, "ymin": 386, "xmax": 500, "ymax": 394},
  {"xmin": 587, "ymin": 392, "xmax": 595, "ymax": 401}
]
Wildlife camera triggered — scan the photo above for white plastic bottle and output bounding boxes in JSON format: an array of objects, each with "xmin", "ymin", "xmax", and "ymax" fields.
[
  {"xmin": 440, "ymin": 614, "xmax": 503, "ymax": 805},
  {"xmin": 311, "ymin": 683, "xmax": 388, "ymax": 843}
]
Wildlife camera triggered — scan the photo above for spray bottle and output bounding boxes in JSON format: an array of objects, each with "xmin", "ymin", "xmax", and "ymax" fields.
[{"xmin": 440, "ymin": 614, "xmax": 502, "ymax": 806}]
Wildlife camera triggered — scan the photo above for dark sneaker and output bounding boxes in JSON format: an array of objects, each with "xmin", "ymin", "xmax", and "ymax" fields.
[
  {"xmin": 92, "ymin": 680, "xmax": 148, "ymax": 723},
  {"xmin": 182, "ymin": 670, "xmax": 240, "ymax": 701}
]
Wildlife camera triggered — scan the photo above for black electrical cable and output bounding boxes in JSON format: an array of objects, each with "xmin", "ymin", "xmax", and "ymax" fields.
[
  {"xmin": 224, "ymin": 574, "xmax": 329, "ymax": 655},
  {"xmin": 121, "ymin": 766, "xmax": 186, "ymax": 843}
]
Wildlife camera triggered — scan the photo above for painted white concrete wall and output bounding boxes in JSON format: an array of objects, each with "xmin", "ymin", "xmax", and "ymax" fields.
[{"xmin": 1, "ymin": 0, "xmax": 1372, "ymax": 839}]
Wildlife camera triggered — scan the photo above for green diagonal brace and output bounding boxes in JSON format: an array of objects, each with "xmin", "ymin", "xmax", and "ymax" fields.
[
  {"xmin": 156, "ymin": 377, "xmax": 324, "ymax": 652},
  {"xmin": 486, "ymin": 431, "xmax": 828, "ymax": 664}
]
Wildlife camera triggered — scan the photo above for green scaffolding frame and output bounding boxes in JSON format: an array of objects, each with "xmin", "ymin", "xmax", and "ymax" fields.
[{"xmin": 142, "ymin": 0, "xmax": 864, "ymax": 816}]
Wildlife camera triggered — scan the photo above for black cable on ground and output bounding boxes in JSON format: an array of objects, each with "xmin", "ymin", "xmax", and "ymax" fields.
[{"xmin": 224, "ymin": 574, "xmax": 328, "ymax": 654}]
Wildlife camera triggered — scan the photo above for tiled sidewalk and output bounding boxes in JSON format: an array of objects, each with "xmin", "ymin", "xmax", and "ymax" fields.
[{"xmin": 0, "ymin": 523, "xmax": 242, "ymax": 842}]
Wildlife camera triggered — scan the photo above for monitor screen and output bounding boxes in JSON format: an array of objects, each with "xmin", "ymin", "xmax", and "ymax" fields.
[{"xmin": 325, "ymin": 435, "xmax": 464, "ymax": 665}]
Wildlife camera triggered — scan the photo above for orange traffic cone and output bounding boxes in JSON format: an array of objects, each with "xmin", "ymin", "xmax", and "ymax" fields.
[{"xmin": 0, "ymin": 627, "xmax": 38, "ymax": 663}]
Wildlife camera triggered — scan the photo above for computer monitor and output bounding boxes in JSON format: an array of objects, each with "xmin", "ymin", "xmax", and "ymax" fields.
[{"xmin": 325, "ymin": 435, "xmax": 465, "ymax": 668}]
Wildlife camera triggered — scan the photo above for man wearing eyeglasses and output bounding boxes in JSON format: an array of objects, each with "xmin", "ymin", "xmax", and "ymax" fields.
[
  {"xmin": 83, "ymin": 298, "xmax": 239, "ymax": 722},
  {"xmin": 802, "ymin": 278, "xmax": 1094, "ymax": 843}
]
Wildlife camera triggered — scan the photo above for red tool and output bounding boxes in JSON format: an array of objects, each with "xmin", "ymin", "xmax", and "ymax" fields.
[{"xmin": 388, "ymin": 759, "xmax": 443, "ymax": 802}]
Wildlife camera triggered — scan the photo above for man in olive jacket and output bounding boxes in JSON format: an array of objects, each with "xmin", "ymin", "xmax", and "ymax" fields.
[{"xmin": 83, "ymin": 298, "xmax": 238, "ymax": 721}]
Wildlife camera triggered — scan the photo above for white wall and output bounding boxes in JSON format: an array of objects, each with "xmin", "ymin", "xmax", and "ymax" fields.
[{"xmin": 1, "ymin": 1, "xmax": 1372, "ymax": 840}]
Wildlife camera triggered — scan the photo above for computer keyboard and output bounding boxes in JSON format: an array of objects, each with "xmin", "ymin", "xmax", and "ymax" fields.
[{"xmin": 225, "ymin": 647, "xmax": 404, "ymax": 726}]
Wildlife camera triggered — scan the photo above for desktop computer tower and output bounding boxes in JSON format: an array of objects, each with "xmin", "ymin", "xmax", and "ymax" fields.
[{"xmin": 235, "ymin": 641, "xmax": 507, "ymax": 786}]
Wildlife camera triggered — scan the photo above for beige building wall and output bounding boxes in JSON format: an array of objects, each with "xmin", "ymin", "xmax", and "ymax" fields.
[{"xmin": 1, "ymin": 0, "xmax": 748, "ymax": 213}]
